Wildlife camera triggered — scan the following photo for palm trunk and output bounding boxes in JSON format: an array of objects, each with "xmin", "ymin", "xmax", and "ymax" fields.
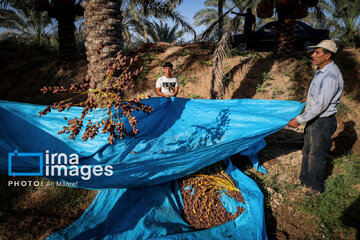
[
  {"xmin": 35, "ymin": 0, "xmax": 83, "ymax": 62},
  {"xmin": 218, "ymin": 0, "xmax": 224, "ymax": 41},
  {"xmin": 58, "ymin": 17, "xmax": 77, "ymax": 61},
  {"xmin": 83, "ymin": 0, "xmax": 123, "ymax": 88},
  {"xmin": 276, "ymin": 6, "xmax": 296, "ymax": 57}
]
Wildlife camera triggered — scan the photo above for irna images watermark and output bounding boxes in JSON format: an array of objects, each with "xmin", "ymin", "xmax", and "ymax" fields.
[{"xmin": 8, "ymin": 150, "xmax": 114, "ymax": 181}]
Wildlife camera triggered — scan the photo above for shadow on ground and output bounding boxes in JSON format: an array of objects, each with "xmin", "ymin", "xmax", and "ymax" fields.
[
  {"xmin": 230, "ymin": 127, "xmax": 304, "ymax": 240},
  {"xmin": 231, "ymin": 54, "xmax": 276, "ymax": 99},
  {"xmin": 341, "ymin": 196, "xmax": 360, "ymax": 240},
  {"xmin": 336, "ymin": 48, "xmax": 360, "ymax": 101}
]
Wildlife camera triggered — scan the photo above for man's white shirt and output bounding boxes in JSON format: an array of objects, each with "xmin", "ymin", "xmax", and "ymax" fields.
[{"xmin": 156, "ymin": 76, "xmax": 179, "ymax": 95}]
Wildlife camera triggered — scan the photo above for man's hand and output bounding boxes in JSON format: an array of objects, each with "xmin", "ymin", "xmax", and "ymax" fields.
[
  {"xmin": 288, "ymin": 118, "xmax": 299, "ymax": 128},
  {"xmin": 301, "ymin": 99, "xmax": 306, "ymax": 103}
]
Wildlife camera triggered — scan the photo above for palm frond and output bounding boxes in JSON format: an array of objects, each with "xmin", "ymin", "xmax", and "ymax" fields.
[
  {"xmin": 209, "ymin": 10, "xmax": 252, "ymax": 99},
  {"xmin": 210, "ymin": 33, "xmax": 228, "ymax": 99},
  {"xmin": 153, "ymin": 8, "xmax": 196, "ymax": 40},
  {"xmin": 193, "ymin": 8, "xmax": 218, "ymax": 27},
  {"xmin": 201, "ymin": 6, "xmax": 236, "ymax": 39},
  {"xmin": 123, "ymin": 0, "xmax": 196, "ymax": 41}
]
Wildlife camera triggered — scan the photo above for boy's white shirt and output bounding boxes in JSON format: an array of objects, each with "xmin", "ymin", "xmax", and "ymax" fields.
[{"xmin": 156, "ymin": 76, "xmax": 179, "ymax": 95}]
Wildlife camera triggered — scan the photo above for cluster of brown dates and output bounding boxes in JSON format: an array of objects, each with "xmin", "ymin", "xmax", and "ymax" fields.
[{"xmin": 39, "ymin": 46, "xmax": 153, "ymax": 144}]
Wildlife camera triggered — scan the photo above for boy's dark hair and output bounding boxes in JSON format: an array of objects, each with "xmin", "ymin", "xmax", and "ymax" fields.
[
  {"xmin": 163, "ymin": 62, "xmax": 173, "ymax": 68},
  {"xmin": 322, "ymin": 48, "xmax": 336, "ymax": 60}
]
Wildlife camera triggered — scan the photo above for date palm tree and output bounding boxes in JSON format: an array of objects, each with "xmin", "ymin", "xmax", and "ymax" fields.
[
  {"xmin": 218, "ymin": 0, "xmax": 224, "ymax": 40},
  {"xmin": 82, "ymin": 0, "xmax": 122, "ymax": 88},
  {"xmin": 193, "ymin": 0, "xmax": 234, "ymax": 41},
  {"xmin": 35, "ymin": 0, "xmax": 84, "ymax": 61},
  {"xmin": 145, "ymin": 21, "xmax": 185, "ymax": 43},
  {"xmin": 196, "ymin": 0, "xmax": 258, "ymax": 99},
  {"xmin": 0, "ymin": 0, "xmax": 52, "ymax": 44},
  {"xmin": 83, "ymin": 0, "xmax": 195, "ymax": 87},
  {"xmin": 331, "ymin": 0, "xmax": 360, "ymax": 45},
  {"xmin": 121, "ymin": 0, "xmax": 195, "ymax": 46},
  {"xmin": 256, "ymin": 0, "xmax": 322, "ymax": 57}
]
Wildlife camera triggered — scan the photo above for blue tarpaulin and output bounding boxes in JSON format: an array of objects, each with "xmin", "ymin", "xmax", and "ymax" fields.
[
  {"xmin": 0, "ymin": 97, "xmax": 305, "ymax": 239},
  {"xmin": 48, "ymin": 159, "xmax": 268, "ymax": 240}
]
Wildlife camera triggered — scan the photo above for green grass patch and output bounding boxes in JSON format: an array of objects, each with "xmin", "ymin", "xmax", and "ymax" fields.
[
  {"xmin": 153, "ymin": 72, "xmax": 163, "ymax": 80},
  {"xmin": 297, "ymin": 152, "xmax": 360, "ymax": 239},
  {"xmin": 182, "ymin": 49, "xmax": 198, "ymax": 58},
  {"xmin": 336, "ymin": 102, "xmax": 351, "ymax": 117},
  {"xmin": 222, "ymin": 73, "xmax": 232, "ymax": 84},
  {"xmin": 284, "ymin": 69, "xmax": 291, "ymax": 77},
  {"xmin": 179, "ymin": 73, "xmax": 197, "ymax": 87},
  {"xmin": 230, "ymin": 50, "xmax": 259, "ymax": 58},
  {"xmin": 200, "ymin": 60, "xmax": 213, "ymax": 66},
  {"xmin": 272, "ymin": 87, "xmax": 284, "ymax": 98},
  {"xmin": 189, "ymin": 94, "xmax": 200, "ymax": 99},
  {"xmin": 143, "ymin": 53, "xmax": 156, "ymax": 63},
  {"xmin": 179, "ymin": 75, "xmax": 190, "ymax": 87},
  {"xmin": 256, "ymin": 72, "xmax": 272, "ymax": 93},
  {"xmin": 243, "ymin": 53, "xmax": 258, "ymax": 59},
  {"xmin": 256, "ymin": 83, "xmax": 267, "ymax": 93},
  {"xmin": 262, "ymin": 72, "xmax": 272, "ymax": 82},
  {"xmin": 227, "ymin": 48, "xmax": 240, "ymax": 57},
  {"xmin": 346, "ymin": 92, "xmax": 357, "ymax": 101},
  {"xmin": 228, "ymin": 81, "xmax": 234, "ymax": 90},
  {"xmin": 182, "ymin": 49, "xmax": 190, "ymax": 55}
]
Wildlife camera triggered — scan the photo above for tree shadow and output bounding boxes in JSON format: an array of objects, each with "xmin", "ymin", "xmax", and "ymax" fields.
[
  {"xmin": 326, "ymin": 120, "xmax": 358, "ymax": 178},
  {"xmin": 0, "ymin": 175, "xmax": 37, "ymax": 213},
  {"xmin": 287, "ymin": 53, "xmax": 314, "ymax": 101},
  {"xmin": 231, "ymin": 54, "xmax": 276, "ymax": 99},
  {"xmin": 336, "ymin": 48, "xmax": 360, "ymax": 101},
  {"xmin": 160, "ymin": 108, "xmax": 230, "ymax": 154},
  {"xmin": 231, "ymin": 128, "xmax": 304, "ymax": 172},
  {"xmin": 230, "ymin": 128, "xmax": 305, "ymax": 240},
  {"xmin": 340, "ymin": 196, "xmax": 360, "ymax": 240},
  {"xmin": 331, "ymin": 120, "xmax": 358, "ymax": 156},
  {"xmin": 167, "ymin": 44, "xmax": 214, "ymax": 78}
]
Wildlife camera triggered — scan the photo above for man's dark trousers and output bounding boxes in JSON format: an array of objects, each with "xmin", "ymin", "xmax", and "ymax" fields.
[{"xmin": 300, "ymin": 116, "xmax": 337, "ymax": 192}]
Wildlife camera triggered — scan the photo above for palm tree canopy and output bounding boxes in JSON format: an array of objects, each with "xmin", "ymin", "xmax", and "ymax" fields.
[
  {"xmin": 194, "ymin": 0, "xmax": 258, "ymax": 41},
  {"xmin": 145, "ymin": 21, "xmax": 184, "ymax": 43},
  {"xmin": 122, "ymin": 0, "xmax": 195, "ymax": 45},
  {"xmin": 0, "ymin": 0, "xmax": 52, "ymax": 43}
]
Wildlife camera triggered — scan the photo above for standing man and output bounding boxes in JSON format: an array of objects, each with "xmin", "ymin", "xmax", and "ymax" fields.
[
  {"xmin": 156, "ymin": 62, "xmax": 179, "ymax": 97},
  {"xmin": 241, "ymin": 8, "xmax": 256, "ymax": 37},
  {"xmin": 288, "ymin": 40, "xmax": 343, "ymax": 196}
]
